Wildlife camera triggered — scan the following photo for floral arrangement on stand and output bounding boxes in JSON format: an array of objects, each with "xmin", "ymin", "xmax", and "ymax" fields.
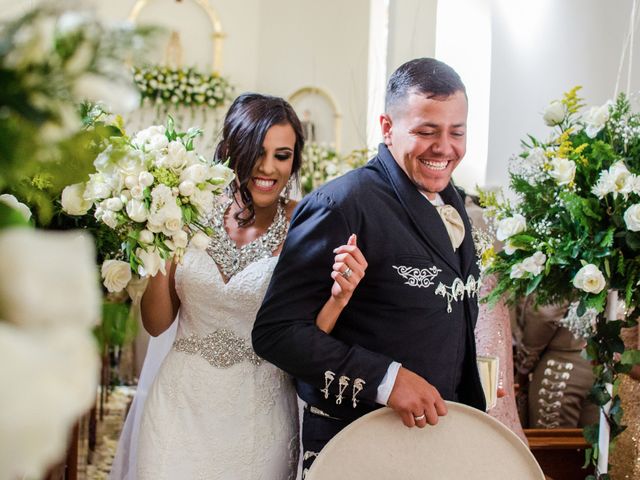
[
  {"xmin": 133, "ymin": 65, "xmax": 234, "ymax": 110},
  {"xmin": 0, "ymin": 5, "xmax": 154, "ymax": 479},
  {"xmin": 480, "ymin": 87, "xmax": 640, "ymax": 478},
  {"xmin": 300, "ymin": 143, "xmax": 372, "ymax": 195}
]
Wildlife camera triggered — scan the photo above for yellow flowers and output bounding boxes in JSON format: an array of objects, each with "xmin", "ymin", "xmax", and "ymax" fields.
[{"xmin": 562, "ymin": 85, "xmax": 585, "ymax": 115}]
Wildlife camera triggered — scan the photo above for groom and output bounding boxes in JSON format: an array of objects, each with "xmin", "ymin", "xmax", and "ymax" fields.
[{"xmin": 253, "ymin": 58, "xmax": 486, "ymax": 472}]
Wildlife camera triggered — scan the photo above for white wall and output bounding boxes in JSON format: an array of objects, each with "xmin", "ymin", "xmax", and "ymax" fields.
[
  {"xmin": 436, "ymin": 0, "xmax": 492, "ymax": 194},
  {"xmin": 254, "ymin": 0, "xmax": 370, "ymax": 153},
  {"xmin": 486, "ymin": 0, "xmax": 640, "ymax": 190},
  {"xmin": 387, "ymin": 0, "xmax": 438, "ymax": 74}
]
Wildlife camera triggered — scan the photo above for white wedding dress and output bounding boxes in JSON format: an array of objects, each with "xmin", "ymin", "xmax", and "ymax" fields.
[{"xmin": 135, "ymin": 246, "xmax": 299, "ymax": 479}]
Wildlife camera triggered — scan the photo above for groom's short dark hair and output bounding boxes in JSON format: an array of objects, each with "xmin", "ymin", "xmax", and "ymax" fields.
[{"xmin": 385, "ymin": 58, "xmax": 466, "ymax": 114}]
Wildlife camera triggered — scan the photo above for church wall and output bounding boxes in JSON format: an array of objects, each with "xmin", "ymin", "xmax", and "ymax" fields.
[{"xmin": 486, "ymin": 0, "xmax": 640, "ymax": 191}]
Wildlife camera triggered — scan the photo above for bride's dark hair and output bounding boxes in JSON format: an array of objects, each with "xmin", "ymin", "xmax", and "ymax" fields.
[{"xmin": 214, "ymin": 93, "xmax": 305, "ymax": 227}]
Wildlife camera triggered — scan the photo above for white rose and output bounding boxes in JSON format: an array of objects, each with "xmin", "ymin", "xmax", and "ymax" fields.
[
  {"xmin": 0, "ymin": 194, "xmax": 32, "ymax": 221},
  {"xmin": 139, "ymin": 229, "xmax": 154, "ymax": 244},
  {"xmin": 150, "ymin": 184, "xmax": 174, "ymax": 208},
  {"xmin": 150, "ymin": 202, "xmax": 183, "ymax": 236},
  {"xmin": 531, "ymin": 251, "xmax": 547, "ymax": 265},
  {"xmin": 172, "ymin": 230, "xmax": 188, "ymax": 249},
  {"xmin": 101, "ymin": 210, "xmax": 118, "ymax": 229},
  {"xmin": 624, "ymin": 204, "xmax": 640, "ymax": 231},
  {"xmin": 84, "ymin": 173, "xmax": 112, "ymax": 201},
  {"xmin": 101, "ymin": 259, "xmax": 132, "ymax": 293},
  {"xmin": 163, "ymin": 216, "xmax": 183, "ymax": 236},
  {"xmin": 93, "ymin": 145, "xmax": 114, "ymax": 172},
  {"xmin": 60, "ymin": 184, "xmax": 90, "ymax": 216},
  {"xmin": 496, "ymin": 214, "xmax": 526, "ymax": 241},
  {"xmin": 190, "ymin": 189, "xmax": 214, "ymax": 216},
  {"xmin": 609, "ymin": 161, "xmax": 633, "ymax": 197},
  {"xmin": 117, "ymin": 150, "xmax": 145, "ymax": 176},
  {"xmin": 510, "ymin": 262, "xmax": 526, "ymax": 279},
  {"xmin": 573, "ymin": 264, "xmax": 606, "ymax": 294},
  {"xmin": 126, "ymin": 199, "xmax": 148, "ymax": 223},
  {"xmin": 138, "ymin": 171, "xmax": 154, "ymax": 188},
  {"xmin": 136, "ymin": 247, "xmax": 166, "ymax": 277},
  {"xmin": 105, "ymin": 197, "xmax": 123, "ymax": 212},
  {"xmin": 179, "ymin": 180, "xmax": 196, "ymax": 197},
  {"xmin": 124, "ymin": 175, "xmax": 138, "ymax": 189},
  {"xmin": 503, "ymin": 239, "xmax": 519, "ymax": 255},
  {"xmin": 147, "ymin": 133, "xmax": 169, "ymax": 152},
  {"xmin": 547, "ymin": 157, "xmax": 576, "ymax": 185},
  {"xmin": 0, "ymin": 324, "xmax": 99, "ymax": 480},
  {"xmin": 584, "ymin": 102, "xmax": 611, "ymax": 138},
  {"xmin": 132, "ymin": 125, "xmax": 167, "ymax": 151},
  {"xmin": 209, "ymin": 163, "xmax": 236, "ymax": 187},
  {"xmin": 180, "ymin": 164, "xmax": 209, "ymax": 184},
  {"xmin": 190, "ymin": 231, "xmax": 211, "ymax": 249},
  {"xmin": 542, "ymin": 100, "xmax": 566, "ymax": 126},
  {"xmin": 521, "ymin": 252, "xmax": 546, "ymax": 276},
  {"xmin": 130, "ymin": 184, "xmax": 145, "ymax": 200},
  {"xmin": 163, "ymin": 141, "xmax": 189, "ymax": 172},
  {"xmin": 0, "ymin": 229, "xmax": 100, "ymax": 328}
]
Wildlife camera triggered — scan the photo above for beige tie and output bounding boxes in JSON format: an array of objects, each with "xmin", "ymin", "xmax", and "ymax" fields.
[{"xmin": 435, "ymin": 205, "xmax": 465, "ymax": 251}]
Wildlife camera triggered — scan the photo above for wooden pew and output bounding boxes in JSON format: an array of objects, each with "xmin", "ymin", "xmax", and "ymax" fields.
[{"xmin": 525, "ymin": 428, "xmax": 595, "ymax": 480}]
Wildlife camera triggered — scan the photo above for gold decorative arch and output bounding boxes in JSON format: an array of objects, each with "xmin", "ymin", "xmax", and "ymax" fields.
[
  {"xmin": 288, "ymin": 86, "xmax": 343, "ymax": 152},
  {"xmin": 128, "ymin": 0, "xmax": 225, "ymax": 72}
]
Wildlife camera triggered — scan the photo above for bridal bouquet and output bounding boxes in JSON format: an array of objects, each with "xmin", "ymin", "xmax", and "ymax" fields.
[
  {"xmin": 62, "ymin": 117, "xmax": 234, "ymax": 288},
  {"xmin": 481, "ymin": 87, "xmax": 640, "ymax": 471}
]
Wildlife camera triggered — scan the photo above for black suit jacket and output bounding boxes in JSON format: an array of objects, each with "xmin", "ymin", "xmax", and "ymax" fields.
[{"xmin": 253, "ymin": 144, "xmax": 486, "ymax": 421}]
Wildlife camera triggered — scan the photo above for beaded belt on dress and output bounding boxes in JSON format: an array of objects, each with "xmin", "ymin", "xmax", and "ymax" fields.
[{"xmin": 173, "ymin": 329, "xmax": 262, "ymax": 368}]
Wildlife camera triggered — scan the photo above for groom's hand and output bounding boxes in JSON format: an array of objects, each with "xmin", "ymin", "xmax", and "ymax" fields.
[{"xmin": 387, "ymin": 367, "xmax": 447, "ymax": 428}]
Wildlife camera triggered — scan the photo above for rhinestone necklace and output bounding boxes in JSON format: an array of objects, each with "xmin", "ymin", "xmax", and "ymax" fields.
[{"xmin": 206, "ymin": 198, "xmax": 288, "ymax": 279}]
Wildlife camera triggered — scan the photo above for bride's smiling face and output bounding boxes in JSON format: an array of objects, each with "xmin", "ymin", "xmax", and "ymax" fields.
[{"xmin": 247, "ymin": 123, "xmax": 296, "ymax": 208}]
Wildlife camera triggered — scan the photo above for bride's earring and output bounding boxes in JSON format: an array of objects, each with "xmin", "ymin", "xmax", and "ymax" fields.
[{"xmin": 282, "ymin": 177, "xmax": 293, "ymax": 204}]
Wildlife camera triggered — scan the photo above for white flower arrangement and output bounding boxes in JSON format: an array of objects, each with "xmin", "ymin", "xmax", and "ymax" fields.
[
  {"xmin": 480, "ymin": 87, "xmax": 640, "ymax": 468},
  {"xmin": 134, "ymin": 65, "xmax": 234, "ymax": 109},
  {"xmin": 300, "ymin": 143, "xmax": 372, "ymax": 195},
  {"xmin": 62, "ymin": 117, "xmax": 235, "ymax": 290}
]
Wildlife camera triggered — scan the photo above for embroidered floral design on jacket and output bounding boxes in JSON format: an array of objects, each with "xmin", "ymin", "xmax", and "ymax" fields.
[{"xmin": 392, "ymin": 265, "xmax": 442, "ymax": 288}]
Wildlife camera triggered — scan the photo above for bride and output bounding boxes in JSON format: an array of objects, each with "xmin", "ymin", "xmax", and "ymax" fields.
[{"xmin": 110, "ymin": 93, "xmax": 367, "ymax": 480}]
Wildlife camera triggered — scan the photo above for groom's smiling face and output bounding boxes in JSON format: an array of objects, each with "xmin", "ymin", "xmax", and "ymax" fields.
[{"xmin": 380, "ymin": 90, "xmax": 468, "ymax": 200}]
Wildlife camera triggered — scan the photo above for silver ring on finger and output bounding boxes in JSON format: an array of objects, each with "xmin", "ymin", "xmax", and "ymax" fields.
[
  {"xmin": 413, "ymin": 414, "xmax": 426, "ymax": 421},
  {"xmin": 341, "ymin": 267, "xmax": 353, "ymax": 279}
]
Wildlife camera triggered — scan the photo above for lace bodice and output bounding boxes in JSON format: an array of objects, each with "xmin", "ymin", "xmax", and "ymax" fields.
[{"xmin": 174, "ymin": 247, "xmax": 278, "ymax": 339}]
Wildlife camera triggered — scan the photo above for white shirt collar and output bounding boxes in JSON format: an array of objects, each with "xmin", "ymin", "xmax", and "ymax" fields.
[{"xmin": 419, "ymin": 192, "xmax": 445, "ymax": 206}]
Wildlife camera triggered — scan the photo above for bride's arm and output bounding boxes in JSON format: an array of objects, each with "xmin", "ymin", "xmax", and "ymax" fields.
[
  {"xmin": 141, "ymin": 260, "xmax": 180, "ymax": 336},
  {"xmin": 315, "ymin": 234, "xmax": 367, "ymax": 333}
]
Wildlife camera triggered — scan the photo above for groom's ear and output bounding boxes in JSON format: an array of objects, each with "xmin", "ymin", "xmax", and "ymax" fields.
[{"xmin": 380, "ymin": 114, "xmax": 393, "ymax": 146}]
